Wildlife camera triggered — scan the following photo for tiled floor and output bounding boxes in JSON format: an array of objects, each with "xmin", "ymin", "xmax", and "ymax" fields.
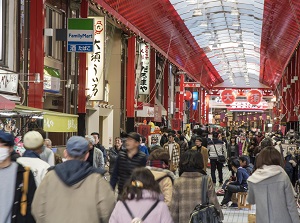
[{"xmin": 208, "ymin": 166, "xmax": 256, "ymax": 223}]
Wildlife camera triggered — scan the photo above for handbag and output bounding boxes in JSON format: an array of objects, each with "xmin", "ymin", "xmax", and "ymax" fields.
[
  {"xmin": 189, "ymin": 175, "xmax": 222, "ymax": 223},
  {"xmin": 122, "ymin": 200, "xmax": 159, "ymax": 223},
  {"xmin": 212, "ymin": 140, "xmax": 226, "ymax": 163}
]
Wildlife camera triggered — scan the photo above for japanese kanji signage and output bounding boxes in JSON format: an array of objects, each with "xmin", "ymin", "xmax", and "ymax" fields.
[
  {"xmin": 247, "ymin": 89, "xmax": 262, "ymax": 105},
  {"xmin": 221, "ymin": 89, "xmax": 236, "ymax": 105},
  {"xmin": 67, "ymin": 18, "xmax": 94, "ymax": 52},
  {"xmin": 139, "ymin": 43, "xmax": 150, "ymax": 95},
  {"xmin": 86, "ymin": 17, "xmax": 105, "ymax": 101}
]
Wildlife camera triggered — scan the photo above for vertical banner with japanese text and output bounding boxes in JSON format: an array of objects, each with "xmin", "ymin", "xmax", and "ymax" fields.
[
  {"xmin": 87, "ymin": 17, "xmax": 105, "ymax": 100},
  {"xmin": 139, "ymin": 43, "xmax": 150, "ymax": 95}
]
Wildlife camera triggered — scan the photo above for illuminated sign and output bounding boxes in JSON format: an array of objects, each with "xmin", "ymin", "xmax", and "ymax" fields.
[
  {"xmin": 221, "ymin": 89, "xmax": 236, "ymax": 104},
  {"xmin": 228, "ymin": 101, "xmax": 268, "ymax": 111},
  {"xmin": 247, "ymin": 89, "xmax": 262, "ymax": 105},
  {"xmin": 139, "ymin": 43, "xmax": 150, "ymax": 95},
  {"xmin": 87, "ymin": 17, "xmax": 105, "ymax": 100}
]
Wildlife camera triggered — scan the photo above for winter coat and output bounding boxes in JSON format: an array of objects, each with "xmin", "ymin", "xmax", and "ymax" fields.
[
  {"xmin": 16, "ymin": 157, "xmax": 50, "ymax": 187},
  {"xmin": 12, "ymin": 163, "xmax": 37, "ymax": 223},
  {"xmin": 147, "ymin": 166, "xmax": 176, "ymax": 207},
  {"xmin": 207, "ymin": 138, "xmax": 227, "ymax": 159},
  {"xmin": 170, "ymin": 172, "xmax": 223, "ymax": 223},
  {"xmin": 93, "ymin": 147, "xmax": 105, "ymax": 169},
  {"xmin": 109, "ymin": 190, "xmax": 173, "ymax": 223},
  {"xmin": 160, "ymin": 134, "xmax": 168, "ymax": 147},
  {"xmin": 108, "ymin": 146, "xmax": 123, "ymax": 175},
  {"xmin": 110, "ymin": 150, "xmax": 147, "ymax": 194},
  {"xmin": 95, "ymin": 143, "xmax": 107, "ymax": 163},
  {"xmin": 163, "ymin": 142, "xmax": 180, "ymax": 172},
  {"xmin": 227, "ymin": 143, "xmax": 239, "ymax": 157},
  {"xmin": 191, "ymin": 146, "xmax": 209, "ymax": 171},
  {"xmin": 39, "ymin": 146, "xmax": 55, "ymax": 166},
  {"xmin": 178, "ymin": 140, "xmax": 188, "ymax": 156},
  {"xmin": 32, "ymin": 160, "xmax": 115, "ymax": 223},
  {"xmin": 247, "ymin": 165, "xmax": 299, "ymax": 223}
]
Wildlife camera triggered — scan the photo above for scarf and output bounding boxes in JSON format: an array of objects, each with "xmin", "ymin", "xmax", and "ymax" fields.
[{"xmin": 147, "ymin": 160, "xmax": 169, "ymax": 169}]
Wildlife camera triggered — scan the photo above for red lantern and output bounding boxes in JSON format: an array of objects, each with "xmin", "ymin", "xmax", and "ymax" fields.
[
  {"xmin": 221, "ymin": 89, "xmax": 236, "ymax": 105},
  {"xmin": 184, "ymin": 91, "xmax": 192, "ymax": 101},
  {"xmin": 247, "ymin": 90, "xmax": 262, "ymax": 105}
]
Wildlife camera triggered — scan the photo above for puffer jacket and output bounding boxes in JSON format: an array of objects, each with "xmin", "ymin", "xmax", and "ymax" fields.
[
  {"xmin": 147, "ymin": 166, "xmax": 176, "ymax": 207},
  {"xmin": 110, "ymin": 150, "xmax": 147, "ymax": 195},
  {"xmin": 32, "ymin": 160, "xmax": 115, "ymax": 223}
]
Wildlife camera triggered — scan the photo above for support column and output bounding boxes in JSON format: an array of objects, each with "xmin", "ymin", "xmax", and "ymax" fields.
[
  {"xmin": 163, "ymin": 61, "xmax": 169, "ymax": 116},
  {"xmin": 149, "ymin": 48, "xmax": 156, "ymax": 107},
  {"xmin": 205, "ymin": 93, "xmax": 210, "ymax": 125},
  {"xmin": 179, "ymin": 73, "xmax": 184, "ymax": 121},
  {"xmin": 28, "ymin": 0, "xmax": 44, "ymax": 108},
  {"xmin": 201, "ymin": 88, "xmax": 205, "ymax": 124},
  {"xmin": 77, "ymin": 0, "xmax": 88, "ymax": 136},
  {"xmin": 126, "ymin": 36, "xmax": 136, "ymax": 133}
]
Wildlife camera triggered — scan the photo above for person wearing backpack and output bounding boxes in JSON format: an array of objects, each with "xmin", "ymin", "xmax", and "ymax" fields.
[
  {"xmin": 147, "ymin": 148, "xmax": 176, "ymax": 207},
  {"xmin": 109, "ymin": 167, "xmax": 173, "ymax": 223},
  {"xmin": 170, "ymin": 150, "xmax": 223, "ymax": 223},
  {"xmin": 0, "ymin": 131, "xmax": 36, "ymax": 223}
]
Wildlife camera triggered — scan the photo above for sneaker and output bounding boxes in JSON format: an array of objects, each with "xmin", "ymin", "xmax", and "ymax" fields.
[{"xmin": 229, "ymin": 203, "xmax": 238, "ymax": 208}]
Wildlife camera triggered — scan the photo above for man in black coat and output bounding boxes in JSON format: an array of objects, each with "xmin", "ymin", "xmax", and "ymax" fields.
[{"xmin": 110, "ymin": 132, "xmax": 147, "ymax": 196}]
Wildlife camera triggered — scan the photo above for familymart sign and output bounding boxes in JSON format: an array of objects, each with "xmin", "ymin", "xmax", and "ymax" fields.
[{"xmin": 67, "ymin": 18, "xmax": 94, "ymax": 53}]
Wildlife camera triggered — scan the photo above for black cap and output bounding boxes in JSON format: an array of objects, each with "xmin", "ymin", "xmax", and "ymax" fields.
[{"xmin": 127, "ymin": 132, "xmax": 141, "ymax": 142}]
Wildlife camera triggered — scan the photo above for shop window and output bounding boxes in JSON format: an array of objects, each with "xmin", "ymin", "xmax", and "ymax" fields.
[{"xmin": 44, "ymin": 5, "xmax": 63, "ymax": 61}]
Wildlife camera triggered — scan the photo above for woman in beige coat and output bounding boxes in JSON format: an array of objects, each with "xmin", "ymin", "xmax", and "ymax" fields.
[{"xmin": 147, "ymin": 148, "xmax": 176, "ymax": 207}]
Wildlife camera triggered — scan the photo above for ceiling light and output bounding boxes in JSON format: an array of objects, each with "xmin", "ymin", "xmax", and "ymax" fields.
[
  {"xmin": 231, "ymin": 9, "xmax": 239, "ymax": 15},
  {"xmin": 193, "ymin": 9, "xmax": 202, "ymax": 17}
]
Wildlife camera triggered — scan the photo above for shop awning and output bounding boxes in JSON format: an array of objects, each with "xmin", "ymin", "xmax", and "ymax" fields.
[
  {"xmin": 0, "ymin": 95, "xmax": 15, "ymax": 110},
  {"xmin": 14, "ymin": 105, "xmax": 78, "ymax": 132}
]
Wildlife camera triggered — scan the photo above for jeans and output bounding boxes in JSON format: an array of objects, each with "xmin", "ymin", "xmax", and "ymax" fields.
[
  {"xmin": 249, "ymin": 156, "xmax": 255, "ymax": 165},
  {"xmin": 221, "ymin": 184, "xmax": 247, "ymax": 205},
  {"xmin": 210, "ymin": 159, "xmax": 223, "ymax": 183}
]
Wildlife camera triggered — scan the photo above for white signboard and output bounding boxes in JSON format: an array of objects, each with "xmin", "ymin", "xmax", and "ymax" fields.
[
  {"xmin": 0, "ymin": 72, "xmax": 19, "ymax": 94},
  {"xmin": 139, "ymin": 43, "xmax": 150, "ymax": 95},
  {"xmin": 87, "ymin": 17, "xmax": 105, "ymax": 101},
  {"xmin": 136, "ymin": 106, "xmax": 154, "ymax": 117}
]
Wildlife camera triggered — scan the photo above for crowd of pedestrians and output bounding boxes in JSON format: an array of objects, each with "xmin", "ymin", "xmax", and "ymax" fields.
[{"xmin": 0, "ymin": 127, "xmax": 299, "ymax": 223}]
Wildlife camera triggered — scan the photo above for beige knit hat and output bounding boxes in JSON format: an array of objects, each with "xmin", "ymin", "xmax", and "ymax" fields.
[{"xmin": 23, "ymin": 131, "xmax": 44, "ymax": 150}]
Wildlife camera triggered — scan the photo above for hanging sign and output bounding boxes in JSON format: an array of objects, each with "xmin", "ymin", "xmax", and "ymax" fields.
[
  {"xmin": 67, "ymin": 18, "xmax": 94, "ymax": 52},
  {"xmin": 221, "ymin": 89, "xmax": 236, "ymax": 105},
  {"xmin": 87, "ymin": 17, "xmax": 105, "ymax": 100},
  {"xmin": 139, "ymin": 43, "xmax": 150, "ymax": 95},
  {"xmin": 247, "ymin": 89, "xmax": 262, "ymax": 105},
  {"xmin": 0, "ymin": 72, "xmax": 18, "ymax": 94}
]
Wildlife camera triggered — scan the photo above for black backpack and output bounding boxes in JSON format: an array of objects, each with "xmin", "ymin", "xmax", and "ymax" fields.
[{"xmin": 189, "ymin": 175, "xmax": 222, "ymax": 223}]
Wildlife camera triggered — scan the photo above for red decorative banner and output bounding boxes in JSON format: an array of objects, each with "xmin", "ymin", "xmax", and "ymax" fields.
[
  {"xmin": 221, "ymin": 89, "xmax": 236, "ymax": 105},
  {"xmin": 247, "ymin": 89, "xmax": 262, "ymax": 105}
]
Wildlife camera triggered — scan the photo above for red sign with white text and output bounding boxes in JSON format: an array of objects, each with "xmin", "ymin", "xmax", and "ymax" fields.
[
  {"xmin": 221, "ymin": 89, "xmax": 236, "ymax": 105},
  {"xmin": 247, "ymin": 90, "xmax": 262, "ymax": 105}
]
